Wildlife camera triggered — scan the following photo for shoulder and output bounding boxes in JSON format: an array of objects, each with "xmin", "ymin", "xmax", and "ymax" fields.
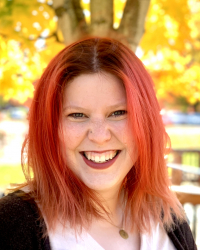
[
  {"xmin": 0, "ymin": 190, "xmax": 35, "ymax": 214},
  {"xmin": 0, "ymin": 190, "xmax": 50, "ymax": 250},
  {"xmin": 0, "ymin": 190, "xmax": 39, "ymax": 229},
  {"xmin": 167, "ymin": 215, "xmax": 197, "ymax": 250}
]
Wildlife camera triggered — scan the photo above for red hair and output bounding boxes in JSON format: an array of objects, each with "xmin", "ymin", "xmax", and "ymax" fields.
[{"xmin": 22, "ymin": 37, "xmax": 185, "ymax": 233}]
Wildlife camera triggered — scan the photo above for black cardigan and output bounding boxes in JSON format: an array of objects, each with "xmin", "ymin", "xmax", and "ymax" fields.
[{"xmin": 0, "ymin": 191, "xmax": 197, "ymax": 250}]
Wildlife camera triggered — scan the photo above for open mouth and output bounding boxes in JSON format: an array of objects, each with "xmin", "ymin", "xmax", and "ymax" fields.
[{"xmin": 81, "ymin": 150, "xmax": 120, "ymax": 164}]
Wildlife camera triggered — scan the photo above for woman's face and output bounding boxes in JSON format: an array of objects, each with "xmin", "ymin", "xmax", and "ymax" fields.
[{"xmin": 60, "ymin": 72, "xmax": 137, "ymax": 192}]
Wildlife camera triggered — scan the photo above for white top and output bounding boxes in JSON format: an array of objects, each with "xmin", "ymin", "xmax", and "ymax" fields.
[
  {"xmin": 140, "ymin": 223, "xmax": 176, "ymax": 250},
  {"xmin": 49, "ymin": 224, "xmax": 104, "ymax": 250},
  {"xmin": 20, "ymin": 187, "xmax": 176, "ymax": 250},
  {"xmin": 48, "ymin": 221, "xmax": 176, "ymax": 250}
]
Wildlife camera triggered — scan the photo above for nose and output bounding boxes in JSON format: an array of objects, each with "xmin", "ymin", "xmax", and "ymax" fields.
[{"xmin": 88, "ymin": 119, "xmax": 111, "ymax": 144}]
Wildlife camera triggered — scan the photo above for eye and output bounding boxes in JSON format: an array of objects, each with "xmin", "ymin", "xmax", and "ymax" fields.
[
  {"xmin": 111, "ymin": 110, "xmax": 127, "ymax": 117},
  {"xmin": 68, "ymin": 113, "xmax": 86, "ymax": 119}
]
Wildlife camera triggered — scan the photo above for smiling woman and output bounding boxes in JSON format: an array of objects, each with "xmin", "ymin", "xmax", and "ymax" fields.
[
  {"xmin": 60, "ymin": 73, "xmax": 136, "ymax": 190},
  {"xmin": 0, "ymin": 38, "xmax": 197, "ymax": 250}
]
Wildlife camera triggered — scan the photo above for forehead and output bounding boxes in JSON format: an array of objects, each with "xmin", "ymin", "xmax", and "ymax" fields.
[{"xmin": 63, "ymin": 72, "xmax": 127, "ymax": 108}]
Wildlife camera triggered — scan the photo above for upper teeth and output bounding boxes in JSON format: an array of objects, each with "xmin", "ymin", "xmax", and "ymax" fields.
[{"xmin": 84, "ymin": 150, "xmax": 118, "ymax": 163}]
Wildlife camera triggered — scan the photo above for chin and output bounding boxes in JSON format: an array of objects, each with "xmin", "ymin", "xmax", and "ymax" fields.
[{"xmin": 80, "ymin": 175, "xmax": 123, "ymax": 193}]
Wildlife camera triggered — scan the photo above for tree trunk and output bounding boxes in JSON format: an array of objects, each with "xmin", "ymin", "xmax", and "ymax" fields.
[
  {"xmin": 90, "ymin": 0, "xmax": 113, "ymax": 37},
  {"xmin": 72, "ymin": 0, "xmax": 88, "ymax": 35},
  {"xmin": 118, "ymin": 0, "xmax": 150, "ymax": 52},
  {"xmin": 53, "ymin": 0, "xmax": 150, "ymax": 51},
  {"xmin": 53, "ymin": 0, "xmax": 87, "ymax": 45}
]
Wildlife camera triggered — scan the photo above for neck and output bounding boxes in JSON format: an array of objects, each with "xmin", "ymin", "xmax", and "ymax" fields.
[
  {"xmin": 90, "ymin": 186, "xmax": 129, "ymax": 239},
  {"xmin": 95, "ymin": 185, "xmax": 124, "ymax": 223}
]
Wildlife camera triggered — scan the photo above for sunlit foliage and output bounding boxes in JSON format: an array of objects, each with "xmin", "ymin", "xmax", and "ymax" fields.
[
  {"xmin": 0, "ymin": 0, "xmax": 200, "ymax": 107},
  {"xmin": 0, "ymin": 0, "xmax": 64, "ymax": 102},
  {"xmin": 140, "ymin": 0, "xmax": 200, "ymax": 106}
]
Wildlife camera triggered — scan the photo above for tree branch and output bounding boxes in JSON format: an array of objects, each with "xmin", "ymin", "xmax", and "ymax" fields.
[
  {"xmin": 72, "ymin": 0, "xmax": 88, "ymax": 35},
  {"xmin": 90, "ymin": 0, "xmax": 113, "ymax": 36},
  {"xmin": 52, "ymin": 0, "xmax": 81, "ymax": 44},
  {"xmin": 118, "ymin": 0, "xmax": 150, "ymax": 52}
]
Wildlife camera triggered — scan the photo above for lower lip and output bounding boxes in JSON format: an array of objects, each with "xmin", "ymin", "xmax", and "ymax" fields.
[{"xmin": 81, "ymin": 152, "xmax": 120, "ymax": 170}]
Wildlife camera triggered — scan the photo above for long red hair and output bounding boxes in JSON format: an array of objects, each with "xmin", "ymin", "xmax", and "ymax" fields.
[{"xmin": 22, "ymin": 37, "xmax": 185, "ymax": 233}]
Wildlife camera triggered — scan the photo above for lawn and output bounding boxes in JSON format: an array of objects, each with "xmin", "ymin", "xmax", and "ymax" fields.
[
  {"xmin": 166, "ymin": 125, "xmax": 200, "ymax": 150},
  {"xmin": 0, "ymin": 125, "xmax": 200, "ymax": 189},
  {"xmin": 0, "ymin": 164, "xmax": 25, "ymax": 190}
]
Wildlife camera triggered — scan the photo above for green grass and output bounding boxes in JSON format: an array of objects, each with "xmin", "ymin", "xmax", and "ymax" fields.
[
  {"xmin": 166, "ymin": 126, "xmax": 200, "ymax": 167},
  {"xmin": 166, "ymin": 125, "xmax": 200, "ymax": 150},
  {"xmin": 0, "ymin": 126, "xmax": 200, "ymax": 188},
  {"xmin": 0, "ymin": 164, "xmax": 25, "ymax": 189},
  {"xmin": 169, "ymin": 133, "xmax": 200, "ymax": 149}
]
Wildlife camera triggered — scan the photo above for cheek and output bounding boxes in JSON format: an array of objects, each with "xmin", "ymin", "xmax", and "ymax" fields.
[
  {"xmin": 115, "ymin": 122, "xmax": 138, "ymax": 161},
  {"xmin": 60, "ymin": 122, "xmax": 87, "ymax": 149},
  {"xmin": 59, "ymin": 123, "xmax": 84, "ymax": 170},
  {"xmin": 111, "ymin": 120, "xmax": 132, "ymax": 144}
]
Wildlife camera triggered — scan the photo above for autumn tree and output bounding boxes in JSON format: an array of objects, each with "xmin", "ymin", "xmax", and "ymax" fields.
[
  {"xmin": 140, "ymin": 0, "xmax": 200, "ymax": 110},
  {"xmin": 0, "ymin": 0, "xmax": 150, "ymax": 102},
  {"xmin": 0, "ymin": 0, "xmax": 61, "ymax": 102},
  {"xmin": 1, "ymin": 0, "xmax": 200, "ymax": 110},
  {"xmin": 52, "ymin": 0, "xmax": 150, "ymax": 52}
]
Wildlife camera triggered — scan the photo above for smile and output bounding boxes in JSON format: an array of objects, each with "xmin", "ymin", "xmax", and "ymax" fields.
[
  {"xmin": 83, "ymin": 150, "xmax": 119, "ymax": 163},
  {"xmin": 81, "ymin": 150, "xmax": 121, "ymax": 170}
]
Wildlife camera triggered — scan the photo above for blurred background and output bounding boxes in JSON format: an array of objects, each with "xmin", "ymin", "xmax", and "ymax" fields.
[{"xmin": 0, "ymin": 0, "xmax": 200, "ymax": 246}]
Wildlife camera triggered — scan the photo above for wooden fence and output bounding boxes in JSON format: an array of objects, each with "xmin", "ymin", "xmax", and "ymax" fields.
[{"xmin": 169, "ymin": 149, "xmax": 200, "ymax": 240}]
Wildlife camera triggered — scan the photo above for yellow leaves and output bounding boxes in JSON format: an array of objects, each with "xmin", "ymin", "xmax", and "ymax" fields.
[
  {"xmin": 0, "ymin": 32, "xmax": 66, "ymax": 103},
  {"xmin": 11, "ymin": 2, "xmax": 56, "ymax": 40},
  {"xmin": 0, "ymin": 66, "xmax": 34, "ymax": 103},
  {"xmin": 113, "ymin": 0, "xmax": 126, "ymax": 29},
  {"xmin": 149, "ymin": 14, "xmax": 159, "ymax": 23},
  {"xmin": 142, "ymin": 48, "xmax": 191, "ymax": 75},
  {"xmin": 164, "ymin": 15, "xmax": 179, "ymax": 39},
  {"xmin": 141, "ymin": 43, "xmax": 200, "ymax": 104},
  {"xmin": 0, "ymin": 0, "xmax": 57, "ymax": 46},
  {"xmin": 179, "ymin": 65, "xmax": 200, "ymax": 101},
  {"xmin": 81, "ymin": 0, "xmax": 90, "ymax": 23},
  {"xmin": 39, "ymin": 39, "xmax": 65, "ymax": 65},
  {"xmin": 140, "ymin": 0, "xmax": 200, "ymax": 106},
  {"xmin": 0, "ymin": 0, "xmax": 200, "ymax": 107},
  {"xmin": 49, "ymin": 19, "xmax": 57, "ymax": 31},
  {"xmin": 0, "ymin": 0, "xmax": 60, "ymax": 103},
  {"xmin": 0, "ymin": 38, "xmax": 44, "ymax": 103},
  {"xmin": 188, "ymin": 0, "xmax": 200, "ymax": 41},
  {"xmin": 145, "ymin": 54, "xmax": 200, "ymax": 104},
  {"xmin": 141, "ymin": 0, "xmax": 192, "ymax": 52}
]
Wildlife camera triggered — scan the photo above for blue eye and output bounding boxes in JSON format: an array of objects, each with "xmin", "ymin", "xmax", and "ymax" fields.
[{"xmin": 111, "ymin": 110, "xmax": 127, "ymax": 117}]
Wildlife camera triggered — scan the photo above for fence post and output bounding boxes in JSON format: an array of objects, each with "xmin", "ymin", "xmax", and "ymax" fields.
[{"xmin": 171, "ymin": 151, "xmax": 182, "ymax": 185}]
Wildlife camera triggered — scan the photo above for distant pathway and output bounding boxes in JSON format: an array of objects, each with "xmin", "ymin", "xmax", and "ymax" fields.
[
  {"xmin": 166, "ymin": 125, "xmax": 200, "ymax": 134},
  {"xmin": 0, "ymin": 120, "xmax": 28, "ymax": 165}
]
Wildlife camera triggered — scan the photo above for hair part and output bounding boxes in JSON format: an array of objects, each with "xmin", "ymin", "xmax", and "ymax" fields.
[{"xmin": 21, "ymin": 37, "xmax": 185, "ymax": 234}]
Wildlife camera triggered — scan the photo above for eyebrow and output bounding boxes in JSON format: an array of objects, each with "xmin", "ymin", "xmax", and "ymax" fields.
[{"xmin": 63, "ymin": 102, "xmax": 127, "ymax": 112}]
